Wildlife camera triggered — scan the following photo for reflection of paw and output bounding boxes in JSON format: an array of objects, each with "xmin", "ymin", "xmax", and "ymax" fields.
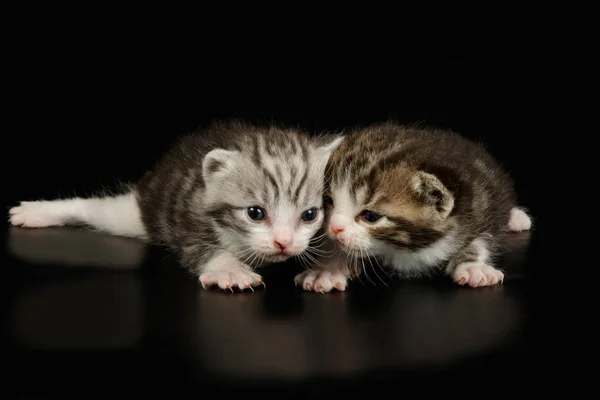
[
  {"xmin": 9, "ymin": 201, "xmax": 64, "ymax": 228},
  {"xmin": 453, "ymin": 262, "xmax": 504, "ymax": 287},
  {"xmin": 508, "ymin": 207, "xmax": 532, "ymax": 232},
  {"xmin": 294, "ymin": 269, "xmax": 349, "ymax": 293}
]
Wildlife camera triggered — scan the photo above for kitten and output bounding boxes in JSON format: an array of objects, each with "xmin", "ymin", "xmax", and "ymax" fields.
[
  {"xmin": 294, "ymin": 122, "xmax": 532, "ymax": 292},
  {"xmin": 9, "ymin": 120, "xmax": 343, "ymax": 291}
]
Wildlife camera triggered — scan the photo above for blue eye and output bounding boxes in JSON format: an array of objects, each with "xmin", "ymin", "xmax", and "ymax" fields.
[
  {"xmin": 301, "ymin": 208, "xmax": 318, "ymax": 222},
  {"xmin": 247, "ymin": 206, "xmax": 266, "ymax": 221},
  {"xmin": 361, "ymin": 210, "xmax": 382, "ymax": 223}
]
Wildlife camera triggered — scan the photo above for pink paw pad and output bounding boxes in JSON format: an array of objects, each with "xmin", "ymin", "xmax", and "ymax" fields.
[
  {"xmin": 8, "ymin": 201, "xmax": 62, "ymax": 228},
  {"xmin": 294, "ymin": 269, "xmax": 348, "ymax": 293},
  {"xmin": 199, "ymin": 270, "xmax": 263, "ymax": 292},
  {"xmin": 453, "ymin": 262, "xmax": 504, "ymax": 288}
]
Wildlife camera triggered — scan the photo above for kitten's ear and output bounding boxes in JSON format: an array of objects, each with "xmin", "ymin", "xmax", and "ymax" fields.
[
  {"xmin": 202, "ymin": 148, "xmax": 238, "ymax": 183},
  {"xmin": 317, "ymin": 135, "xmax": 344, "ymax": 160},
  {"xmin": 411, "ymin": 171, "xmax": 455, "ymax": 220}
]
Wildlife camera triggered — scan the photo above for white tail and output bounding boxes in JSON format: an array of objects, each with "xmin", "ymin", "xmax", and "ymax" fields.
[{"xmin": 8, "ymin": 191, "xmax": 147, "ymax": 239}]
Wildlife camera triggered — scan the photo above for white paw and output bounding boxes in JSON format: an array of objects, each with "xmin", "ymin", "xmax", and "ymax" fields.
[
  {"xmin": 294, "ymin": 268, "xmax": 349, "ymax": 293},
  {"xmin": 508, "ymin": 207, "xmax": 532, "ymax": 232},
  {"xmin": 9, "ymin": 201, "xmax": 65, "ymax": 228},
  {"xmin": 199, "ymin": 267, "xmax": 263, "ymax": 291},
  {"xmin": 453, "ymin": 262, "xmax": 504, "ymax": 287}
]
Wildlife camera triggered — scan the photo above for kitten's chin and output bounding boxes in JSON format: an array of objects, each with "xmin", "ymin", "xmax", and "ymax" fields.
[{"xmin": 264, "ymin": 254, "xmax": 292, "ymax": 263}]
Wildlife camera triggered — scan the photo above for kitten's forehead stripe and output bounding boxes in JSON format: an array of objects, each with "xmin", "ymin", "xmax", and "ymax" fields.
[
  {"xmin": 329, "ymin": 127, "xmax": 413, "ymax": 204},
  {"xmin": 294, "ymin": 170, "xmax": 308, "ymax": 204},
  {"xmin": 250, "ymin": 135, "xmax": 261, "ymax": 166},
  {"xmin": 236, "ymin": 129, "xmax": 318, "ymax": 210}
]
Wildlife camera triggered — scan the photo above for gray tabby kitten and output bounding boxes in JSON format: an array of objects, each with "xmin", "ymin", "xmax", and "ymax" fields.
[
  {"xmin": 9, "ymin": 121, "xmax": 343, "ymax": 291},
  {"xmin": 294, "ymin": 122, "xmax": 532, "ymax": 292}
]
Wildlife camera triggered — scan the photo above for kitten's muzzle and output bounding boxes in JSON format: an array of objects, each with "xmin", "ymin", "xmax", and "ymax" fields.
[
  {"xmin": 330, "ymin": 213, "xmax": 350, "ymax": 234},
  {"xmin": 329, "ymin": 213, "xmax": 351, "ymax": 242},
  {"xmin": 272, "ymin": 226, "xmax": 293, "ymax": 252},
  {"xmin": 274, "ymin": 240, "xmax": 289, "ymax": 252}
]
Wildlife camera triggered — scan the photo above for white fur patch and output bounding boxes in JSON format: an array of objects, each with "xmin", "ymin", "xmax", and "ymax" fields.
[
  {"xmin": 471, "ymin": 237, "xmax": 490, "ymax": 263},
  {"xmin": 200, "ymin": 251, "xmax": 264, "ymax": 291},
  {"xmin": 294, "ymin": 268, "xmax": 350, "ymax": 293},
  {"xmin": 9, "ymin": 192, "xmax": 147, "ymax": 239},
  {"xmin": 453, "ymin": 262, "xmax": 504, "ymax": 287},
  {"xmin": 508, "ymin": 207, "xmax": 532, "ymax": 232},
  {"xmin": 381, "ymin": 231, "xmax": 458, "ymax": 277},
  {"xmin": 333, "ymin": 180, "xmax": 359, "ymax": 216}
]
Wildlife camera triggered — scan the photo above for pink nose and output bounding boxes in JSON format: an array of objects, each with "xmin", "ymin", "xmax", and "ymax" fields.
[
  {"xmin": 329, "ymin": 214, "xmax": 348, "ymax": 236},
  {"xmin": 273, "ymin": 226, "xmax": 293, "ymax": 250},
  {"xmin": 331, "ymin": 226, "xmax": 344, "ymax": 235},
  {"xmin": 274, "ymin": 240, "xmax": 288, "ymax": 250}
]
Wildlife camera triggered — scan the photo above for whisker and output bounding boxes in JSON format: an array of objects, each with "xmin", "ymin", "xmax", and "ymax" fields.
[
  {"xmin": 352, "ymin": 252, "xmax": 364, "ymax": 286},
  {"xmin": 308, "ymin": 238, "xmax": 328, "ymax": 248},
  {"xmin": 366, "ymin": 247, "xmax": 388, "ymax": 279},
  {"xmin": 363, "ymin": 246, "xmax": 389, "ymax": 288},
  {"xmin": 347, "ymin": 250, "xmax": 359, "ymax": 284},
  {"xmin": 296, "ymin": 253, "xmax": 317, "ymax": 272},
  {"xmin": 309, "ymin": 233, "xmax": 329, "ymax": 242},
  {"xmin": 302, "ymin": 251, "xmax": 327, "ymax": 268},
  {"xmin": 258, "ymin": 253, "xmax": 266, "ymax": 268},
  {"xmin": 247, "ymin": 249, "xmax": 262, "ymax": 268},
  {"xmin": 359, "ymin": 246, "xmax": 376, "ymax": 286},
  {"xmin": 345, "ymin": 249, "xmax": 354, "ymax": 279},
  {"xmin": 305, "ymin": 246, "xmax": 335, "ymax": 256},
  {"xmin": 239, "ymin": 249, "xmax": 259, "ymax": 266},
  {"xmin": 234, "ymin": 246, "xmax": 256, "ymax": 259},
  {"xmin": 295, "ymin": 253, "xmax": 309, "ymax": 270}
]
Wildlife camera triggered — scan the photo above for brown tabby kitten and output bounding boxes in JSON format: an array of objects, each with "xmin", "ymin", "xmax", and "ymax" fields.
[{"xmin": 294, "ymin": 122, "xmax": 532, "ymax": 292}]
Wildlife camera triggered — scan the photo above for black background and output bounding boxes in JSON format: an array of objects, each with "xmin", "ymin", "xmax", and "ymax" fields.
[
  {"xmin": 4, "ymin": 4, "xmax": 536, "ymax": 214},
  {"xmin": 5, "ymin": 110, "xmax": 538, "ymax": 217}
]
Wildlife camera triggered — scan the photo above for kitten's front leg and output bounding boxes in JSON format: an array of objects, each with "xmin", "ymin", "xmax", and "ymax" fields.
[
  {"xmin": 446, "ymin": 237, "xmax": 504, "ymax": 288},
  {"xmin": 198, "ymin": 250, "xmax": 264, "ymax": 292},
  {"xmin": 294, "ymin": 239, "xmax": 351, "ymax": 293}
]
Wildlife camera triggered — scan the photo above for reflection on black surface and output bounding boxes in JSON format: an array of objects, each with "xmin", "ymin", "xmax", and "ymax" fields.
[
  {"xmin": 3, "ymin": 226, "xmax": 531, "ymax": 383},
  {"xmin": 191, "ymin": 282, "xmax": 522, "ymax": 379},
  {"xmin": 8, "ymin": 275, "xmax": 144, "ymax": 350},
  {"xmin": 7, "ymin": 226, "xmax": 148, "ymax": 269}
]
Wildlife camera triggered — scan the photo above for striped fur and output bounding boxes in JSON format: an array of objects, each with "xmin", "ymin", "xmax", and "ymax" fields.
[
  {"xmin": 136, "ymin": 120, "xmax": 343, "ymax": 287},
  {"xmin": 295, "ymin": 121, "xmax": 531, "ymax": 292}
]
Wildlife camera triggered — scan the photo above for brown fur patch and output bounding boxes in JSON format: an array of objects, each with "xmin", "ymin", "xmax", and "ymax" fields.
[
  {"xmin": 366, "ymin": 164, "xmax": 449, "ymax": 228},
  {"xmin": 326, "ymin": 121, "xmax": 518, "ymax": 257}
]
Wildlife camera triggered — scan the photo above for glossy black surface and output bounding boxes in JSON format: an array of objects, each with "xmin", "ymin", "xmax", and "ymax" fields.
[{"xmin": 2, "ymin": 216, "xmax": 536, "ymax": 395}]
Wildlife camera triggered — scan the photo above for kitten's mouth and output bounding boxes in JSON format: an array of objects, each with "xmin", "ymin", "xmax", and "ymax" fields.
[{"xmin": 263, "ymin": 248, "xmax": 302, "ymax": 262}]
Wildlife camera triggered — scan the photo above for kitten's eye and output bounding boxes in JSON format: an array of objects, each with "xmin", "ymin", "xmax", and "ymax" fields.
[
  {"xmin": 323, "ymin": 195, "xmax": 333, "ymax": 207},
  {"xmin": 247, "ymin": 206, "xmax": 266, "ymax": 221},
  {"xmin": 360, "ymin": 210, "xmax": 383, "ymax": 223},
  {"xmin": 301, "ymin": 208, "xmax": 318, "ymax": 222}
]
